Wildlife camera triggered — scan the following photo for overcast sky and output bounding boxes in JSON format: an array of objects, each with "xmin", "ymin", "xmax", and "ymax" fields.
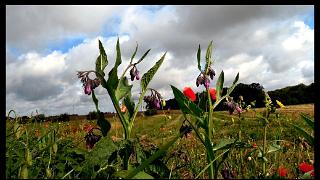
[{"xmin": 6, "ymin": 5, "xmax": 314, "ymax": 116}]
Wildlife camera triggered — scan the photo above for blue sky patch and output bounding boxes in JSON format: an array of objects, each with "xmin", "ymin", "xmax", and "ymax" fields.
[{"xmin": 46, "ymin": 36, "xmax": 86, "ymax": 54}]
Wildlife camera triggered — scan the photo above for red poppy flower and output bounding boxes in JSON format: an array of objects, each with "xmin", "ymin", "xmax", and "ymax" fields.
[
  {"xmin": 252, "ymin": 143, "xmax": 257, "ymax": 148},
  {"xmin": 210, "ymin": 88, "xmax": 216, "ymax": 100},
  {"xmin": 278, "ymin": 166, "xmax": 287, "ymax": 177},
  {"xmin": 299, "ymin": 162, "xmax": 314, "ymax": 173},
  {"xmin": 83, "ymin": 124, "xmax": 94, "ymax": 133},
  {"xmin": 183, "ymin": 87, "xmax": 196, "ymax": 102}
]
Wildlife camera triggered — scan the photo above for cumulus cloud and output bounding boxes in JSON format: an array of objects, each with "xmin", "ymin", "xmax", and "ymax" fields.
[{"xmin": 6, "ymin": 5, "xmax": 314, "ymax": 116}]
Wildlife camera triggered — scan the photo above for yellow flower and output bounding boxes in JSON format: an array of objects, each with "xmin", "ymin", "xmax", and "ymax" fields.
[{"xmin": 276, "ymin": 100, "xmax": 285, "ymax": 108}]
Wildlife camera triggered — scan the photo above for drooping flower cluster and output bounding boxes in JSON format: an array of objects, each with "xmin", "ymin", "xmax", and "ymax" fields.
[
  {"xmin": 85, "ymin": 132, "xmax": 101, "ymax": 149},
  {"xmin": 77, "ymin": 71, "xmax": 100, "ymax": 95},
  {"xmin": 130, "ymin": 65, "xmax": 140, "ymax": 81},
  {"xmin": 196, "ymin": 67, "xmax": 215, "ymax": 88},
  {"xmin": 143, "ymin": 88, "xmax": 164, "ymax": 110},
  {"xmin": 224, "ymin": 97, "xmax": 244, "ymax": 115}
]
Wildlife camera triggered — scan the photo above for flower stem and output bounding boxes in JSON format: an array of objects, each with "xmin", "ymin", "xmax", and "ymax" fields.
[{"xmin": 262, "ymin": 124, "xmax": 267, "ymax": 176}]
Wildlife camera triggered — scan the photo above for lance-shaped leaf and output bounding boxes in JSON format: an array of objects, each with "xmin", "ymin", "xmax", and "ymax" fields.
[
  {"xmin": 97, "ymin": 113, "xmax": 111, "ymax": 137},
  {"xmin": 115, "ymin": 77, "xmax": 133, "ymax": 101},
  {"xmin": 124, "ymin": 93, "xmax": 135, "ymax": 118},
  {"xmin": 226, "ymin": 72, "xmax": 239, "ymax": 95},
  {"xmin": 197, "ymin": 44, "xmax": 201, "ymax": 71},
  {"xmin": 92, "ymin": 91, "xmax": 100, "ymax": 112},
  {"xmin": 292, "ymin": 123, "xmax": 314, "ymax": 145},
  {"xmin": 300, "ymin": 113, "xmax": 314, "ymax": 129},
  {"xmin": 95, "ymin": 40, "xmax": 108, "ymax": 77},
  {"xmin": 92, "ymin": 91, "xmax": 111, "ymax": 136},
  {"xmin": 107, "ymin": 38, "xmax": 122, "ymax": 90},
  {"xmin": 141, "ymin": 53, "xmax": 166, "ymax": 92},
  {"xmin": 212, "ymin": 138, "xmax": 236, "ymax": 152},
  {"xmin": 136, "ymin": 49, "xmax": 151, "ymax": 65},
  {"xmin": 215, "ymin": 70, "xmax": 224, "ymax": 101},
  {"xmin": 204, "ymin": 41, "xmax": 213, "ymax": 73},
  {"xmin": 171, "ymin": 85, "xmax": 205, "ymax": 128},
  {"xmin": 130, "ymin": 43, "xmax": 138, "ymax": 64}
]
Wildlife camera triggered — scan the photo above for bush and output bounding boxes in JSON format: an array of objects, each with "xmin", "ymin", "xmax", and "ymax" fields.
[
  {"xmin": 87, "ymin": 111, "xmax": 99, "ymax": 120},
  {"xmin": 144, "ymin": 109, "xmax": 158, "ymax": 116}
]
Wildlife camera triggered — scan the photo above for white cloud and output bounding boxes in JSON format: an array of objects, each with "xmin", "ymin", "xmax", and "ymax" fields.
[{"xmin": 6, "ymin": 5, "xmax": 314, "ymax": 116}]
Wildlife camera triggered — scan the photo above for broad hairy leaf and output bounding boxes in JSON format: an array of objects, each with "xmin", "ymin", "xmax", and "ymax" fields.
[
  {"xmin": 171, "ymin": 85, "xmax": 205, "ymax": 128},
  {"xmin": 141, "ymin": 53, "xmax": 166, "ymax": 92},
  {"xmin": 215, "ymin": 70, "xmax": 224, "ymax": 101},
  {"xmin": 95, "ymin": 40, "xmax": 108, "ymax": 77},
  {"xmin": 115, "ymin": 77, "xmax": 133, "ymax": 101},
  {"xmin": 204, "ymin": 41, "xmax": 213, "ymax": 73},
  {"xmin": 136, "ymin": 49, "xmax": 151, "ymax": 65},
  {"xmin": 197, "ymin": 44, "xmax": 201, "ymax": 71},
  {"xmin": 83, "ymin": 137, "xmax": 117, "ymax": 177}
]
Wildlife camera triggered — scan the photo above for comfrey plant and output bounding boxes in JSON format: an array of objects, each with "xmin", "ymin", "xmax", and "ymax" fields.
[
  {"xmin": 171, "ymin": 41, "xmax": 240, "ymax": 179},
  {"xmin": 77, "ymin": 38, "xmax": 166, "ymax": 170}
]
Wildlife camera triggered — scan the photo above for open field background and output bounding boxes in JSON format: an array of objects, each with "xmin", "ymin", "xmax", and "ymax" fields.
[{"xmin": 6, "ymin": 104, "xmax": 314, "ymax": 179}]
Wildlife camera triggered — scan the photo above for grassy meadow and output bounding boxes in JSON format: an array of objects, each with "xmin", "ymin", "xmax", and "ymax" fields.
[{"xmin": 6, "ymin": 104, "xmax": 314, "ymax": 179}]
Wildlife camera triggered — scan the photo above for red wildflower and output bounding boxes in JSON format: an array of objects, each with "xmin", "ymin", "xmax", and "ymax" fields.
[
  {"xmin": 252, "ymin": 143, "xmax": 257, "ymax": 148},
  {"xmin": 210, "ymin": 88, "xmax": 216, "ymax": 100},
  {"xmin": 183, "ymin": 87, "xmax": 196, "ymax": 102},
  {"xmin": 299, "ymin": 162, "xmax": 314, "ymax": 173},
  {"xmin": 278, "ymin": 166, "xmax": 287, "ymax": 177},
  {"xmin": 83, "ymin": 124, "xmax": 94, "ymax": 133}
]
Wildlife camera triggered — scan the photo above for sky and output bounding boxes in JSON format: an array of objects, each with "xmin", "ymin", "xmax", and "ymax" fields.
[{"xmin": 6, "ymin": 5, "xmax": 314, "ymax": 116}]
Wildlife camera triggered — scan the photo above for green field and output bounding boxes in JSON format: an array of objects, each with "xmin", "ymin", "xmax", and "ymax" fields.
[{"xmin": 6, "ymin": 104, "xmax": 314, "ymax": 179}]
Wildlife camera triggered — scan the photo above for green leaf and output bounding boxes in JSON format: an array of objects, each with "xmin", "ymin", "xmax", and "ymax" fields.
[
  {"xmin": 95, "ymin": 40, "xmax": 108, "ymax": 77},
  {"xmin": 226, "ymin": 72, "xmax": 239, "ymax": 95},
  {"xmin": 204, "ymin": 41, "xmax": 213, "ymax": 73},
  {"xmin": 92, "ymin": 91, "xmax": 99, "ymax": 112},
  {"xmin": 106, "ymin": 38, "xmax": 122, "ymax": 91},
  {"xmin": 171, "ymin": 85, "xmax": 205, "ymax": 128},
  {"xmin": 300, "ymin": 113, "xmax": 314, "ymax": 129},
  {"xmin": 215, "ymin": 71, "xmax": 224, "ymax": 101},
  {"xmin": 115, "ymin": 38, "xmax": 122, "ymax": 67},
  {"xmin": 83, "ymin": 137, "xmax": 117, "ymax": 177},
  {"xmin": 267, "ymin": 144, "xmax": 281, "ymax": 154},
  {"xmin": 136, "ymin": 49, "xmax": 151, "ymax": 65},
  {"xmin": 292, "ymin": 124, "xmax": 314, "ymax": 145},
  {"xmin": 97, "ymin": 113, "xmax": 111, "ymax": 137},
  {"xmin": 141, "ymin": 52, "xmax": 166, "ymax": 92},
  {"xmin": 300, "ymin": 170, "xmax": 314, "ymax": 179},
  {"xmin": 126, "ymin": 129, "xmax": 187, "ymax": 179},
  {"xmin": 130, "ymin": 43, "xmax": 138, "ymax": 64},
  {"xmin": 115, "ymin": 170, "xmax": 154, "ymax": 179},
  {"xmin": 212, "ymin": 138, "xmax": 236, "ymax": 151},
  {"xmin": 197, "ymin": 44, "xmax": 201, "ymax": 71},
  {"xmin": 124, "ymin": 93, "xmax": 135, "ymax": 118},
  {"xmin": 133, "ymin": 171, "xmax": 154, "ymax": 179},
  {"xmin": 115, "ymin": 77, "xmax": 133, "ymax": 101}
]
